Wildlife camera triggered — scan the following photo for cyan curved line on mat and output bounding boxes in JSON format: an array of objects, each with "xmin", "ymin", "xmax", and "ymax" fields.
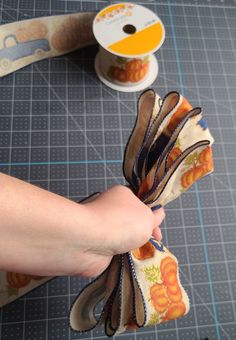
[
  {"xmin": 0, "ymin": 160, "xmax": 123, "ymax": 167},
  {"xmin": 167, "ymin": 1, "xmax": 221, "ymax": 339}
]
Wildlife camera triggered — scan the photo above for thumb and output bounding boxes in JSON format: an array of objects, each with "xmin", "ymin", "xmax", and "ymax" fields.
[{"xmin": 152, "ymin": 207, "xmax": 165, "ymax": 225}]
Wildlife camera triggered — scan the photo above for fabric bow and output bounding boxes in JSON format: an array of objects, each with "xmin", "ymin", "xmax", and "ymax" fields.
[{"xmin": 69, "ymin": 90, "xmax": 214, "ymax": 336}]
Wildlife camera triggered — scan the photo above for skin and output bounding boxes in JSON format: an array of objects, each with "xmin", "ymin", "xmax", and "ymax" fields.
[{"xmin": 0, "ymin": 173, "xmax": 165, "ymax": 277}]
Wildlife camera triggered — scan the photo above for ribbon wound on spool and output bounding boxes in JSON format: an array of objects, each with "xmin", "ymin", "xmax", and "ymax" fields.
[{"xmin": 93, "ymin": 3, "xmax": 165, "ymax": 92}]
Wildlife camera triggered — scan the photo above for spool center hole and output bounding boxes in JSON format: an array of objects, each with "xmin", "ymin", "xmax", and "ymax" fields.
[{"xmin": 123, "ymin": 24, "xmax": 136, "ymax": 34}]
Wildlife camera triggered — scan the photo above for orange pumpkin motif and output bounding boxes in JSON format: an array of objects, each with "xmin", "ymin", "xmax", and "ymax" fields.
[
  {"xmin": 149, "ymin": 256, "xmax": 186, "ymax": 323},
  {"xmin": 162, "ymin": 271, "xmax": 178, "ymax": 286},
  {"xmin": 127, "ymin": 63, "xmax": 149, "ymax": 82},
  {"xmin": 51, "ymin": 16, "xmax": 93, "ymax": 52},
  {"xmin": 163, "ymin": 302, "xmax": 186, "ymax": 321},
  {"xmin": 16, "ymin": 21, "xmax": 48, "ymax": 43},
  {"xmin": 125, "ymin": 59, "xmax": 143, "ymax": 72},
  {"xmin": 203, "ymin": 159, "xmax": 213, "ymax": 173},
  {"xmin": 150, "ymin": 283, "xmax": 166, "ymax": 297},
  {"xmin": 109, "ymin": 66, "xmax": 128, "ymax": 82},
  {"xmin": 150, "ymin": 283, "xmax": 169, "ymax": 313},
  {"xmin": 125, "ymin": 59, "xmax": 149, "ymax": 82},
  {"xmin": 132, "ymin": 241, "xmax": 155, "ymax": 260},
  {"xmin": 160, "ymin": 257, "xmax": 177, "ymax": 278},
  {"xmin": 28, "ymin": 21, "xmax": 48, "ymax": 39},
  {"xmin": 166, "ymin": 97, "xmax": 193, "ymax": 134},
  {"xmin": 181, "ymin": 165, "xmax": 205, "ymax": 189},
  {"xmin": 51, "ymin": 17, "xmax": 79, "ymax": 51},
  {"xmin": 108, "ymin": 58, "xmax": 149, "ymax": 83},
  {"xmin": 6, "ymin": 272, "xmax": 31, "ymax": 288},
  {"xmin": 15, "ymin": 29, "xmax": 31, "ymax": 42},
  {"xmin": 167, "ymin": 147, "xmax": 182, "ymax": 168},
  {"xmin": 166, "ymin": 285, "xmax": 182, "ymax": 303},
  {"xmin": 198, "ymin": 146, "xmax": 213, "ymax": 172},
  {"xmin": 181, "ymin": 146, "xmax": 213, "ymax": 189}
]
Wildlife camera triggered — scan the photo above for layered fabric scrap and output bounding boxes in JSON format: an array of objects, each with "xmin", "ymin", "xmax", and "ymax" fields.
[{"xmin": 70, "ymin": 90, "xmax": 214, "ymax": 336}]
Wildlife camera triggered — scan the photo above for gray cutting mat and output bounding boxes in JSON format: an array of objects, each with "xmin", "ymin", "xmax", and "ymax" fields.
[{"xmin": 0, "ymin": 0, "xmax": 236, "ymax": 339}]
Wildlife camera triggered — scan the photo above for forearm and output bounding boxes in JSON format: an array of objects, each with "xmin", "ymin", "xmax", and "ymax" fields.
[
  {"xmin": 0, "ymin": 173, "xmax": 95, "ymax": 275},
  {"xmin": 0, "ymin": 174, "xmax": 164, "ymax": 278}
]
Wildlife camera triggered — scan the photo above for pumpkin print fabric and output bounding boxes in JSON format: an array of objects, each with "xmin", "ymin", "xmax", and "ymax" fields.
[
  {"xmin": 131, "ymin": 241, "xmax": 189, "ymax": 326},
  {"xmin": 0, "ymin": 272, "xmax": 48, "ymax": 305},
  {"xmin": 0, "ymin": 90, "xmax": 214, "ymax": 336},
  {"xmin": 69, "ymin": 89, "xmax": 214, "ymax": 336},
  {"xmin": 108, "ymin": 56, "xmax": 150, "ymax": 84},
  {"xmin": 0, "ymin": 12, "xmax": 96, "ymax": 77}
]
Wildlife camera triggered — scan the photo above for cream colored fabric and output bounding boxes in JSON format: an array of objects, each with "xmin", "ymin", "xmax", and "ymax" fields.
[
  {"xmin": 69, "ymin": 90, "xmax": 214, "ymax": 336},
  {"xmin": 0, "ymin": 12, "xmax": 96, "ymax": 304},
  {"xmin": 0, "ymin": 12, "xmax": 96, "ymax": 77},
  {"xmin": 0, "ymin": 90, "xmax": 214, "ymax": 336},
  {"xmin": 0, "ymin": 273, "xmax": 50, "ymax": 306}
]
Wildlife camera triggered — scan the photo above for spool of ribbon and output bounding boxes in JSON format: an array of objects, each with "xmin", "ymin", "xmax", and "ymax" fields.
[
  {"xmin": 0, "ymin": 2, "xmax": 165, "ymax": 93},
  {"xmin": 69, "ymin": 90, "xmax": 214, "ymax": 335},
  {"xmin": 93, "ymin": 3, "xmax": 165, "ymax": 92},
  {"xmin": 0, "ymin": 12, "xmax": 96, "ymax": 77}
]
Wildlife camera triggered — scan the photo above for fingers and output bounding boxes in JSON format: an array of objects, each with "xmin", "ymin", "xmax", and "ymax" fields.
[
  {"xmin": 153, "ymin": 207, "xmax": 165, "ymax": 225},
  {"xmin": 152, "ymin": 207, "xmax": 165, "ymax": 241},
  {"xmin": 152, "ymin": 226, "xmax": 162, "ymax": 241}
]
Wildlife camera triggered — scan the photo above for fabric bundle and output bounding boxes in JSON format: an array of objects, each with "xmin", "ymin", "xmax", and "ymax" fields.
[{"xmin": 70, "ymin": 90, "xmax": 214, "ymax": 336}]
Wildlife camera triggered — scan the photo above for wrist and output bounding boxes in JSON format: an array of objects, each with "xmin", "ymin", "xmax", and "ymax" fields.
[{"xmin": 59, "ymin": 201, "xmax": 111, "ymax": 276}]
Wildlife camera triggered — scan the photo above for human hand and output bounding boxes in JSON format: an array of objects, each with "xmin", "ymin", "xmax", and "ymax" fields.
[
  {"xmin": 0, "ymin": 174, "xmax": 164, "ymax": 278},
  {"xmin": 77, "ymin": 185, "xmax": 165, "ymax": 276}
]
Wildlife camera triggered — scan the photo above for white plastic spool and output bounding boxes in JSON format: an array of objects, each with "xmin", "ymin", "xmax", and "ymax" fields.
[{"xmin": 93, "ymin": 3, "xmax": 165, "ymax": 92}]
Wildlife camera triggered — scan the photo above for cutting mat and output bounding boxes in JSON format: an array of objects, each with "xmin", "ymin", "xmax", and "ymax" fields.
[{"xmin": 0, "ymin": 0, "xmax": 236, "ymax": 339}]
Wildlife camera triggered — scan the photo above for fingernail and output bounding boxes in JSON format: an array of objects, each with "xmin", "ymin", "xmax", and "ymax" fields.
[
  {"xmin": 152, "ymin": 204, "xmax": 162, "ymax": 211},
  {"xmin": 156, "ymin": 207, "xmax": 165, "ymax": 221}
]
